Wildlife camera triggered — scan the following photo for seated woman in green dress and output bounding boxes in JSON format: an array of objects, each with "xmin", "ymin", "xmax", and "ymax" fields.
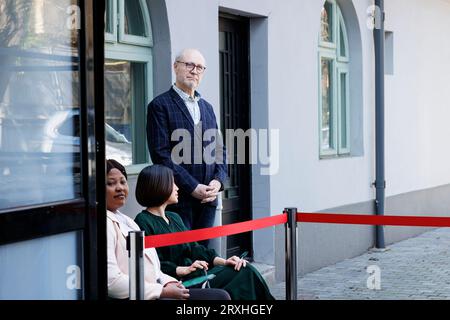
[{"xmin": 134, "ymin": 164, "xmax": 275, "ymax": 300}]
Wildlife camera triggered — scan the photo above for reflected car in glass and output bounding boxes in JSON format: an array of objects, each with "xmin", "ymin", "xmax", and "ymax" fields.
[
  {"xmin": 42, "ymin": 109, "xmax": 132, "ymax": 166},
  {"xmin": 0, "ymin": 108, "xmax": 131, "ymax": 209}
]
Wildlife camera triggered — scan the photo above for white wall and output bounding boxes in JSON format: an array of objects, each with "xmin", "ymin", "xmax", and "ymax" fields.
[
  {"xmin": 265, "ymin": 0, "xmax": 450, "ymax": 216},
  {"xmin": 138, "ymin": 0, "xmax": 450, "ymax": 269},
  {"xmin": 267, "ymin": 0, "xmax": 375, "ymax": 216},
  {"xmin": 385, "ymin": 0, "xmax": 450, "ymax": 197}
]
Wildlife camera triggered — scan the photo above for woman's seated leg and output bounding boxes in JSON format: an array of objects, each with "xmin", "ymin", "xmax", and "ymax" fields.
[{"xmin": 189, "ymin": 288, "xmax": 231, "ymax": 300}]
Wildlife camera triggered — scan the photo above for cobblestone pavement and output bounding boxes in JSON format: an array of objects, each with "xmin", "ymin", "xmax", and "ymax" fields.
[{"xmin": 269, "ymin": 228, "xmax": 450, "ymax": 300}]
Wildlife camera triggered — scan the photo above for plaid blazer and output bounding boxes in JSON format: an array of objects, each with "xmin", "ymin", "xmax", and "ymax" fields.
[{"xmin": 147, "ymin": 88, "xmax": 228, "ymax": 205}]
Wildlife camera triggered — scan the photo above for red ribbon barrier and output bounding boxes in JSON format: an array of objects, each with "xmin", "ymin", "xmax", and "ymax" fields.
[
  {"xmin": 298, "ymin": 213, "xmax": 450, "ymax": 227},
  {"xmin": 145, "ymin": 213, "xmax": 287, "ymax": 249},
  {"xmin": 144, "ymin": 211, "xmax": 450, "ymax": 249}
]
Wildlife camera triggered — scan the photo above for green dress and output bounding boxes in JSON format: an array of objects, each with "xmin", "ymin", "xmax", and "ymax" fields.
[{"xmin": 135, "ymin": 210, "xmax": 275, "ymax": 300}]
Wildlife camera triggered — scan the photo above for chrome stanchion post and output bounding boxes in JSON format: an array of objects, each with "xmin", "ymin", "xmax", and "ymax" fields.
[
  {"xmin": 284, "ymin": 207, "xmax": 298, "ymax": 300},
  {"xmin": 127, "ymin": 231, "xmax": 145, "ymax": 300}
]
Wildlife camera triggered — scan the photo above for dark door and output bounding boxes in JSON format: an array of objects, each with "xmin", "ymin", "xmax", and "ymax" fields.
[{"xmin": 219, "ymin": 16, "xmax": 252, "ymax": 258}]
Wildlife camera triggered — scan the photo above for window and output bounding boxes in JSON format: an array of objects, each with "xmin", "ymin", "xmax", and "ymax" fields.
[
  {"xmin": 318, "ymin": 0, "xmax": 350, "ymax": 157},
  {"xmin": 0, "ymin": 0, "xmax": 105, "ymax": 300},
  {"xmin": 105, "ymin": 0, "xmax": 153, "ymax": 166},
  {"xmin": 0, "ymin": 0, "xmax": 82, "ymax": 209}
]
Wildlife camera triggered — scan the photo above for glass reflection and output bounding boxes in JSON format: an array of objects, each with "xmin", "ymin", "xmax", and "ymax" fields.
[
  {"xmin": 321, "ymin": 2, "xmax": 333, "ymax": 42},
  {"xmin": 340, "ymin": 72, "xmax": 347, "ymax": 149},
  {"xmin": 104, "ymin": 59, "xmax": 141, "ymax": 166},
  {"xmin": 124, "ymin": 0, "xmax": 146, "ymax": 37},
  {"xmin": 321, "ymin": 58, "xmax": 333, "ymax": 150},
  {"xmin": 0, "ymin": 0, "xmax": 80, "ymax": 210}
]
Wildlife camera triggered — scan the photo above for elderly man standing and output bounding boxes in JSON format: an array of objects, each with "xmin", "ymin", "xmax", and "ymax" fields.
[{"xmin": 146, "ymin": 48, "xmax": 227, "ymax": 246}]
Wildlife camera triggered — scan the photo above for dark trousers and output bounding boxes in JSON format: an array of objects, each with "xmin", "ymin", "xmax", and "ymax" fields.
[
  {"xmin": 188, "ymin": 288, "xmax": 231, "ymax": 300},
  {"xmin": 110, "ymin": 288, "xmax": 231, "ymax": 301},
  {"xmin": 167, "ymin": 201, "xmax": 216, "ymax": 247}
]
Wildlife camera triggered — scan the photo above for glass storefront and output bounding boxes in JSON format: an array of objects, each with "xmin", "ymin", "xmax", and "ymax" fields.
[
  {"xmin": 0, "ymin": 231, "xmax": 83, "ymax": 299},
  {"xmin": 0, "ymin": 0, "xmax": 81, "ymax": 210}
]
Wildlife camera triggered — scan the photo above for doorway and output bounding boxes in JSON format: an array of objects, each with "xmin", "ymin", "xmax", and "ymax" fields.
[{"xmin": 219, "ymin": 15, "xmax": 252, "ymax": 258}]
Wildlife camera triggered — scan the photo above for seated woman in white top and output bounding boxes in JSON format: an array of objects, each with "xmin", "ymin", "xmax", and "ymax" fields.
[{"xmin": 106, "ymin": 159, "xmax": 230, "ymax": 300}]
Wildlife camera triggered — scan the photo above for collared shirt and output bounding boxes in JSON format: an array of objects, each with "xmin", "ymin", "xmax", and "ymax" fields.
[
  {"xmin": 172, "ymin": 84, "xmax": 201, "ymax": 125},
  {"xmin": 113, "ymin": 210, "xmax": 136, "ymax": 235}
]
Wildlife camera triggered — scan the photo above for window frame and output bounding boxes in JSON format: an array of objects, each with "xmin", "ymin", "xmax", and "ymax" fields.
[
  {"xmin": 337, "ymin": 8, "xmax": 349, "ymax": 63},
  {"xmin": 319, "ymin": 0, "xmax": 337, "ymax": 49},
  {"xmin": 118, "ymin": 0, "xmax": 153, "ymax": 47},
  {"xmin": 318, "ymin": 0, "xmax": 350, "ymax": 158},
  {"xmin": 104, "ymin": 0, "xmax": 153, "ymax": 171},
  {"xmin": 337, "ymin": 66, "xmax": 350, "ymax": 154},
  {"xmin": 318, "ymin": 52, "xmax": 337, "ymax": 156},
  {"xmin": 0, "ymin": 0, "xmax": 107, "ymax": 300},
  {"xmin": 105, "ymin": 0, "xmax": 117, "ymax": 43}
]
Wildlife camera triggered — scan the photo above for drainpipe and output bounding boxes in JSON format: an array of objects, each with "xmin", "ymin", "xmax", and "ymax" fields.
[{"xmin": 374, "ymin": 0, "xmax": 386, "ymax": 249}]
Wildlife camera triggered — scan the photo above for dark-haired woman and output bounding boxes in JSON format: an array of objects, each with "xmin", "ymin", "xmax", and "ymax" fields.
[
  {"xmin": 134, "ymin": 164, "xmax": 275, "ymax": 300},
  {"xmin": 106, "ymin": 159, "xmax": 230, "ymax": 300}
]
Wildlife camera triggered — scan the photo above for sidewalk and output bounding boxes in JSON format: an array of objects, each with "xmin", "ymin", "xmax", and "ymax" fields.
[{"xmin": 268, "ymin": 228, "xmax": 450, "ymax": 300}]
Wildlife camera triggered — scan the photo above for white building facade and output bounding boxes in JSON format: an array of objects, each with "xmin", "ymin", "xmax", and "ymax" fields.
[
  {"xmin": 117, "ymin": 0, "xmax": 450, "ymax": 278},
  {"xmin": 2, "ymin": 1, "xmax": 450, "ymax": 299}
]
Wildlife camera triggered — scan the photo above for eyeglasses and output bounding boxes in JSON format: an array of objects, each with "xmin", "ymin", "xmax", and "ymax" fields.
[{"xmin": 176, "ymin": 61, "xmax": 206, "ymax": 73}]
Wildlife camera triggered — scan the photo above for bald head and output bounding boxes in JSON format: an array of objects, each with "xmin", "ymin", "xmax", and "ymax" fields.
[
  {"xmin": 175, "ymin": 48, "xmax": 206, "ymax": 66},
  {"xmin": 173, "ymin": 48, "xmax": 207, "ymax": 96}
]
